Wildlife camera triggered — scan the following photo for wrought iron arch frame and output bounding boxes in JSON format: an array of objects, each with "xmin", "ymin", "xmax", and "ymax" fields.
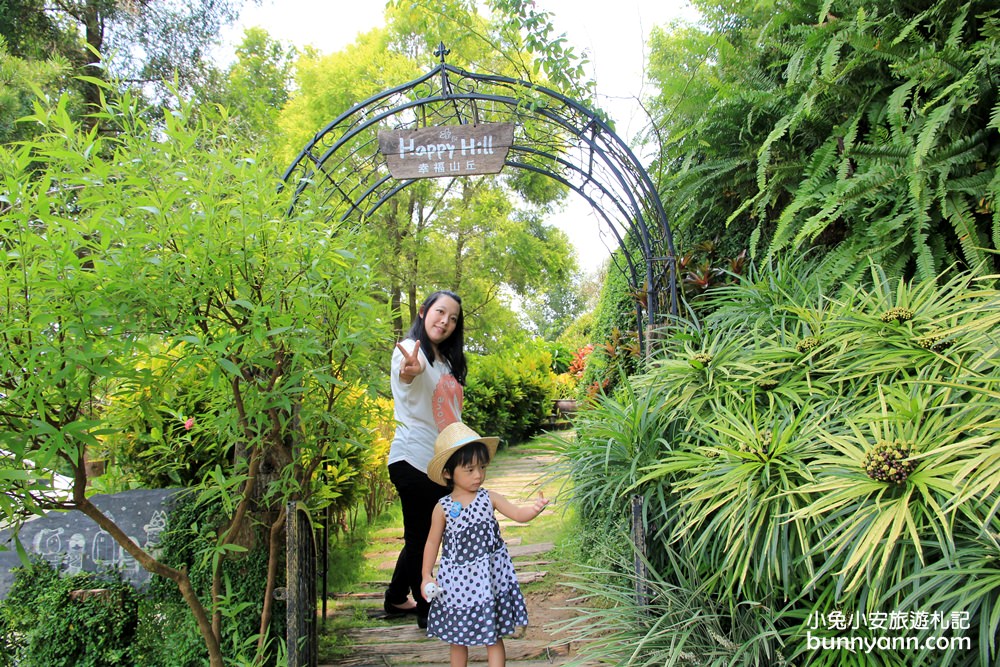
[{"xmin": 281, "ymin": 53, "xmax": 678, "ymax": 349}]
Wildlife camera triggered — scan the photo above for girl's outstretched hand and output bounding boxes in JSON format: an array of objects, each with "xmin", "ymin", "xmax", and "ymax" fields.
[
  {"xmin": 491, "ymin": 489, "xmax": 550, "ymax": 523},
  {"xmin": 532, "ymin": 490, "xmax": 550, "ymax": 518}
]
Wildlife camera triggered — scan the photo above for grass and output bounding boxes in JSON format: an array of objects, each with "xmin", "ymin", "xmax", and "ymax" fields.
[{"xmin": 323, "ymin": 503, "xmax": 403, "ymax": 593}]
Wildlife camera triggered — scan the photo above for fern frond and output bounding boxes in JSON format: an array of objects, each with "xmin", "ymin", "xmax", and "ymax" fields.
[
  {"xmin": 815, "ymin": 242, "xmax": 868, "ymax": 285},
  {"xmin": 922, "ymin": 54, "xmax": 982, "ymax": 113},
  {"xmin": 942, "ymin": 193, "xmax": 989, "ymax": 273},
  {"xmin": 946, "ymin": 171, "xmax": 994, "ymax": 199},
  {"xmin": 819, "ymin": 31, "xmax": 847, "ymax": 81},
  {"xmin": 987, "ymin": 100, "xmax": 1000, "ymax": 131},
  {"xmin": 989, "ymin": 171, "xmax": 1000, "ymax": 253},
  {"xmin": 886, "ymin": 79, "xmax": 918, "ymax": 138},
  {"xmin": 816, "ymin": 0, "xmax": 835, "ymax": 24},
  {"xmin": 915, "ymin": 100, "xmax": 956, "ymax": 166},
  {"xmin": 924, "ymin": 131, "xmax": 987, "ymax": 170},
  {"xmin": 756, "ymin": 96, "xmax": 807, "ymax": 190},
  {"xmin": 865, "ymin": 212, "xmax": 912, "ymax": 247},
  {"xmin": 838, "ymin": 168, "xmax": 902, "ymax": 204},
  {"xmin": 845, "ymin": 32, "xmax": 901, "ymax": 64},
  {"xmin": 944, "ymin": 3, "xmax": 971, "ymax": 49},
  {"xmin": 834, "ymin": 114, "xmax": 863, "ymax": 182},
  {"xmin": 850, "ymin": 142, "xmax": 911, "ymax": 160},
  {"xmin": 892, "ymin": 6, "xmax": 936, "ymax": 47},
  {"xmin": 994, "ymin": 208, "xmax": 1000, "ymax": 258},
  {"xmin": 895, "ymin": 46, "xmax": 970, "ymax": 84},
  {"xmin": 801, "ymin": 135, "xmax": 841, "ymax": 188},
  {"xmin": 912, "ymin": 218, "xmax": 938, "ymax": 282},
  {"xmin": 784, "ymin": 40, "xmax": 810, "ymax": 84},
  {"xmin": 793, "ymin": 196, "xmax": 842, "ymax": 248}
]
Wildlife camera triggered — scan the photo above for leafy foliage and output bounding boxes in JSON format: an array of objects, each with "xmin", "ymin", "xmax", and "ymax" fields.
[
  {"xmin": 580, "ymin": 241, "xmax": 644, "ymax": 398},
  {"xmin": 0, "ymin": 559, "xmax": 139, "ymax": 667},
  {"xmin": 650, "ymin": 0, "xmax": 1000, "ymax": 283},
  {"xmin": 0, "ymin": 80, "xmax": 387, "ymax": 665},
  {"xmin": 276, "ymin": 7, "xmax": 584, "ymax": 351},
  {"xmin": 137, "ymin": 492, "xmax": 285, "ymax": 666},
  {"xmin": 462, "ymin": 342, "xmax": 557, "ymax": 444},
  {"xmin": 198, "ymin": 28, "xmax": 297, "ymax": 146},
  {"xmin": 559, "ymin": 257, "xmax": 1000, "ymax": 666},
  {"xmin": 0, "ymin": 36, "xmax": 75, "ymax": 144}
]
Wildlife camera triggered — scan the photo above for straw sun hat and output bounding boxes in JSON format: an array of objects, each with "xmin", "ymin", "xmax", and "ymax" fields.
[{"xmin": 427, "ymin": 422, "xmax": 500, "ymax": 486}]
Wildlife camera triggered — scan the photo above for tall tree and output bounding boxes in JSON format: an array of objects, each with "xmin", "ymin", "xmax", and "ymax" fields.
[
  {"xmin": 277, "ymin": 1, "xmax": 587, "ymax": 352},
  {"xmin": 0, "ymin": 0, "xmax": 78, "ymax": 60},
  {"xmin": 1, "ymin": 80, "xmax": 386, "ymax": 666},
  {"xmin": 198, "ymin": 26, "xmax": 296, "ymax": 144},
  {"xmin": 0, "ymin": 37, "xmax": 74, "ymax": 143},
  {"xmin": 2, "ymin": 0, "xmax": 250, "ymax": 123}
]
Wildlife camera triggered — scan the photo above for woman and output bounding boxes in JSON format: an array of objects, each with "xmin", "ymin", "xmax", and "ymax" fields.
[{"xmin": 385, "ymin": 290, "xmax": 467, "ymax": 628}]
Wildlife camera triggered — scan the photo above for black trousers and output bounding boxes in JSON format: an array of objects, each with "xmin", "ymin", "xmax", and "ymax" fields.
[{"xmin": 387, "ymin": 461, "xmax": 449, "ymax": 616}]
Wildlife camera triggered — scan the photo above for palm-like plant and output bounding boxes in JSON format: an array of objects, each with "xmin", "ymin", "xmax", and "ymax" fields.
[
  {"xmin": 552, "ymin": 377, "xmax": 682, "ymax": 570},
  {"xmin": 640, "ymin": 399, "xmax": 828, "ymax": 604},
  {"xmin": 894, "ymin": 511, "xmax": 1000, "ymax": 667},
  {"xmin": 792, "ymin": 382, "xmax": 979, "ymax": 601},
  {"xmin": 560, "ymin": 258, "xmax": 999, "ymax": 665},
  {"xmin": 558, "ymin": 553, "xmax": 788, "ymax": 667}
]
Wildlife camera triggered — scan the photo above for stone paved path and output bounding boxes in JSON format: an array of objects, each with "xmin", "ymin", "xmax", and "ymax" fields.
[{"xmin": 318, "ymin": 447, "xmax": 595, "ymax": 667}]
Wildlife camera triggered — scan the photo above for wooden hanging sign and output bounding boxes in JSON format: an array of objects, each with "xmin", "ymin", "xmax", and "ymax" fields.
[{"xmin": 378, "ymin": 123, "xmax": 514, "ymax": 179}]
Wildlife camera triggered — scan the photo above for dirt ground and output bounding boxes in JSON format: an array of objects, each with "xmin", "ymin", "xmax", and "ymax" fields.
[{"xmin": 521, "ymin": 584, "xmax": 581, "ymax": 645}]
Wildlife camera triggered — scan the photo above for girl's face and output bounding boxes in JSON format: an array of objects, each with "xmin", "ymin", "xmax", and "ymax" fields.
[
  {"xmin": 421, "ymin": 295, "xmax": 461, "ymax": 346},
  {"xmin": 448, "ymin": 459, "xmax": 487, "ymax": 495}
]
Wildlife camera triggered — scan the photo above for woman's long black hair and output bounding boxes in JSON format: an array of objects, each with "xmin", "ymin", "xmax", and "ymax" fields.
[{"xmin": 405, "ymin": 290, "xmax": 467, "ymax": 385}]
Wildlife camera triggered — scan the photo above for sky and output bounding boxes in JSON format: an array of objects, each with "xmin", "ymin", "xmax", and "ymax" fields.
[{"xmin": 219, "ymin": 0, "xmax": 702, "ymax": 272}]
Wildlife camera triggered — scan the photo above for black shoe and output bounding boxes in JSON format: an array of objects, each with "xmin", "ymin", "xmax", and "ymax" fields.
[
  {"xmin": 417, "ymin": 614, "xmax": 428, "ymax": 629},
  {"xmin": 383, "ymin": 593, "xmax": 417, "ymax": 617}
]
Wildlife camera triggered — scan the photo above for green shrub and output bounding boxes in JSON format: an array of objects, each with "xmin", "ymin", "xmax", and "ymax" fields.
[
  {"xmin": 463, "ymin": 343, "xmax": 557, "ymax": 444},
  {"xmin": 0, "ymin": 559, "xmax": 139, "ymax": 667},
  {"xmin": 581, "ymin": 241, "xmax": 643, "ymax": 397},
  {"xmin": 137, "ymin": 490, "xmax": 286, "ymax": 667},
  {"xmin": 560, "ymin": 260, "xmax": 1000, "ymax": 666}
]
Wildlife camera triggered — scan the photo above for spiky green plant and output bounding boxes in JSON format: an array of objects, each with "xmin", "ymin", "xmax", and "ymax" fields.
[
  {"xmin": 553, "ymin": 378, "xmax": 683, "ymax": 570},
  {"xmin": 559, "ymin": 259, "xmax": 999, "ymax": 666},
  {"xmin": 636, "ymin": 399, "xmax": 830, "ymax": 605},
  {"xmin": 791, "ymin": 382, "xmax": 983, "ymax": 601},
  {"xmin": 557, "ymin": 552, "xmax": 788, "ymax": 667}
]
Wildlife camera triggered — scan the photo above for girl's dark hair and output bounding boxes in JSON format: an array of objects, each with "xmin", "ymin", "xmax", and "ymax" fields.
[
  {"xmin": 442, "ymin": 441, "xmax": 491, "ymax": 489},
  {"xmin": 405, "ymin": 290, "xmax": 467, "ymax": 385}
]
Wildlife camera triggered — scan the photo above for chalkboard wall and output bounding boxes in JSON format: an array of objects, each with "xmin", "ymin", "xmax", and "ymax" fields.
[{"xmin": 0, "ymin": 488, "xmax": 184, "ymax": 599}]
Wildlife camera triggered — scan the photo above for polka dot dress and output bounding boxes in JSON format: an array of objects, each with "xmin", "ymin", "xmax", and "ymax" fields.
[{"xmin": 426, "ymin": 487, "xmax": 529, "ymax": 646}]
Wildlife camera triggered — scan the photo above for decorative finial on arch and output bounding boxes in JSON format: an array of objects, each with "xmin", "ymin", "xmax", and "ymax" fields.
[{"xmin": 435, "ymin": 42, "xmax": 450, "ymax": 63}]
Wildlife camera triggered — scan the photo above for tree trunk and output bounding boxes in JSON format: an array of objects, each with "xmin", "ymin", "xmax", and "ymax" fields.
[
  {"xmin": 257, "ymin": 507, "xmax": 287, "ymax": 655},
  {"xmin": 80, "ymin": 0, "xmax": 105, "ymax": 131}
]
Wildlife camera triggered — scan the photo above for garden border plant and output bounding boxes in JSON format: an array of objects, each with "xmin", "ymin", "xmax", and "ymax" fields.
[{"xmin": 558, "ymin": 257, "xmax": 999, "ymax": 667}]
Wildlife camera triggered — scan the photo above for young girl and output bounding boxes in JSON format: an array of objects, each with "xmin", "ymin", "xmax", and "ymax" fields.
[{"xmin": 421, "ymin": 422, "xmax": 549, "ymax": 667}]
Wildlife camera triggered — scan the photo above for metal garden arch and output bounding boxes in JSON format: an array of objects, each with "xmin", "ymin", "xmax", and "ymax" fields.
[
  {"xmin": 281, "ymin": 45, "xmax": 679, "ymax": 345},
  {"xmin": 279, "ymin": 46, "xmax": 678, "ymax": 666}
]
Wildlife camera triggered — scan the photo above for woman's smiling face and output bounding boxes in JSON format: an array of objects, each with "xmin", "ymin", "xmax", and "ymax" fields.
[{"xmin": 422, "ymin": 294, "xmax": 461, "ymax": 346}]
